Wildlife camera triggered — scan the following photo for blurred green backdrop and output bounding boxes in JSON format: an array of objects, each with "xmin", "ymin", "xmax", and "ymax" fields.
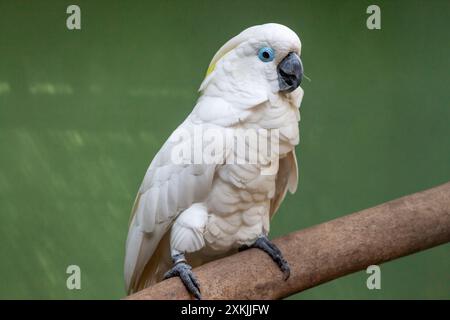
[{"xmin": 0, "ymin": 0, "xmax": 449, "ymax": 299}]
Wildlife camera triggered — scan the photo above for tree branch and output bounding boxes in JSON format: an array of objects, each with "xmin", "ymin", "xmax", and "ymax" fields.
[{"xmin": 125, "ymin": 181, "xmax": 450, "ymax": 300}]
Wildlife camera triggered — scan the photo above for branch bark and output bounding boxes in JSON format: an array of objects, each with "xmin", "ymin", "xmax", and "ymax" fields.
[{"xmin": 126, "ymin": 181, "xmax": 450, "ymax": 300}]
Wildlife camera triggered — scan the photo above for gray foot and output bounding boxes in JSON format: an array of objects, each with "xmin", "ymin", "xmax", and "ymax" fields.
[
  {"xmin": 240, "ymin": 235, "xmax": 291, "ymax": 280},
  {"xmin": 164, "ymin": 254, "xmax": 201, "ymax": 299}
]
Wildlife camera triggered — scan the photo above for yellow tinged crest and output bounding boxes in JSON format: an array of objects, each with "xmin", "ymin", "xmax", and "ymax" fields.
[
  {"xmin": 204, "ymin": 29, "xmax": 248, "ymax": 78},
  {"xmin": 205, "ymin": 62, "xmax": 217, "ymax": 77},
  {"xmin": 204, "ymin": 48, "xmax": 232, "ymax": 77}
]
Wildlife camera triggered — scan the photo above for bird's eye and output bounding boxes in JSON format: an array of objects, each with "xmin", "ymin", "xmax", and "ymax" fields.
[{"xmin": 258, "ymin": 47, "xmax": 275, "ymax": 62}]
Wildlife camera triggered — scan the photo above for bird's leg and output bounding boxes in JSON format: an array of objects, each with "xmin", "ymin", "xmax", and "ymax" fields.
[
  {"xmin": 164, "ymin": 252, "xmax": 201, "ymax": 299},
  {"xmin": 239, "ymin": 235, "xmax": 291, "ymax": 280}
]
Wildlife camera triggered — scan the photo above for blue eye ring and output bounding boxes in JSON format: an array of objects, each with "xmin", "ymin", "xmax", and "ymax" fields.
[{"xmin": 258, "ymin": 47, "xmax": 275, "ymax": 62}]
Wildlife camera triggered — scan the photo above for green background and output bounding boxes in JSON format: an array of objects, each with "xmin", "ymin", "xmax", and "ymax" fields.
[{"xmin": 0, "ymin": 0, "xmax": 449, "ymax": 299}]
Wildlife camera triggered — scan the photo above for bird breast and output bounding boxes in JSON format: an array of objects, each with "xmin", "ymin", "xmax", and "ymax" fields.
[
  {"xmin": 202, "ymin": 93, "xmax": 300, "ymax": 254},
  {"xmin": 203, "ymin": 164, "xmax": 275, "ymax": 253}
]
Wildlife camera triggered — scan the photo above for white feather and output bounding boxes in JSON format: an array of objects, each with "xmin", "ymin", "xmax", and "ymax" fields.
[
  {"xmin": 171, "ymin": 203, "xmax": 208, "ymax": 253},
  {"xmin": 124, "ymin": 23, "xmax": 303, "ymax": 291},
  {"xmin": 124, "ymin": 120, "xmax": 220, "ymax": 292}
]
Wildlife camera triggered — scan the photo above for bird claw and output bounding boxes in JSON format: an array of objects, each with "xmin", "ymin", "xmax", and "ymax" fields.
[
  {"xmin": 241, "ymin": 235, "xmax": 291, "ymax": 280},
  {"xmin": 164, "ymin": 261, "xmax": 201, "ymax": 299}
]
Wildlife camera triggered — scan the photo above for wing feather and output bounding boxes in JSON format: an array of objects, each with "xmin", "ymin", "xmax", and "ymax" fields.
[
  {"xmin": 124, "ymin": 120, "xmax": 221, "ymax": 293},
  {"xmin": 270, "ymin": 150, "xmax": 298, "ymax": 218}
]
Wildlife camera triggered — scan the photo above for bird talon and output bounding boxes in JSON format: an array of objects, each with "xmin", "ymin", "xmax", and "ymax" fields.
[
  {"xmin": 164, "ymin": 261, "xmax": 202, "ymax": 300},
  {"xmin": 241, "ymin": 235, "xmax": 291, "ymax": 280},
  {"xmin": 281, "ymin": 261, "xmax": 291, "ymax": 280}
]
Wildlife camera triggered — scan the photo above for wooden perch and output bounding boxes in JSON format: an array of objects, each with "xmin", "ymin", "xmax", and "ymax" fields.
[{"xmin": 126, "ymin": 181, "xmax": 450, "ymax": 300}]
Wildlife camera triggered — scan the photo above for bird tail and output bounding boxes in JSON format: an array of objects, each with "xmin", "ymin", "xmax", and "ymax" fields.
[{"xmin": 127, "ymin": 230, "xmax": 172, "ymax": 294}]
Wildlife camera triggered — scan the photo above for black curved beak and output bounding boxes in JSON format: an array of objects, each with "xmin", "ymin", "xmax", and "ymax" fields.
[{"xmin": 277, "ymin": 52, "xmax": 303, "ymax": 92}]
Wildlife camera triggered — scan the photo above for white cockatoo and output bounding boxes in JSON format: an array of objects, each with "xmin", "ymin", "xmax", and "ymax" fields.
[{"xmin": 124, "ymin": 23, "xmax": 304, "ymax": 299}]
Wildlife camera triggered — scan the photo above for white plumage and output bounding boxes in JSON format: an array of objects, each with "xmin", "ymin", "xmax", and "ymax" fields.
[{"xmin": 125, "ymin": 23, "xmax": 303, "ymax": 294}]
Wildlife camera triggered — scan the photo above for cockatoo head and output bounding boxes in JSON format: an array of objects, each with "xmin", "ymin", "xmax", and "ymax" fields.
[{"xmin": 199, "ymin": 23, "xmax": 303, "ymax": 103}]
